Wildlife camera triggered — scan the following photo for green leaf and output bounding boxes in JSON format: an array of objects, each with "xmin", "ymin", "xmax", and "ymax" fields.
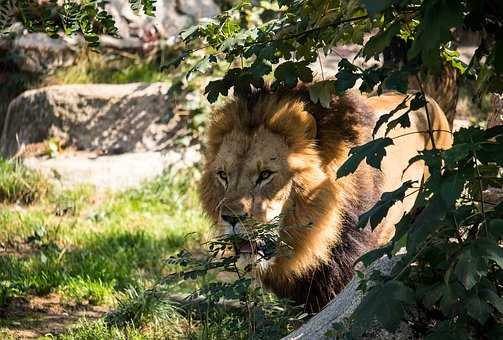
[
  {"xmin": 335, "ymin": 59, "xmax": 361, "ymax": 93},
  {"xmin": 357, "ymin": 180, "xmax": 416, "ymax": 230},
  {"xmin": 488, "ymin": 219, "xmax": 503, "ymax": 240},
  {"xmin": 473, "ymin": 238, "xmax": 503, "ymax": 268},
  {"xmin": 352, "ymin": 281, "xmax": 413, "ymax": 336},
  {"xmin": 410, "ymin": 93, "xmax": 426, "ymax": 110},
  {"xmin": 186, "ymin": 55, "xmax": 217, "ymax": 80},
  {"xmin": 407, "ymin": 197, "xmax": 446, "ymax": 254},
  {"xmin": 204, "ymin": 79, "xmax": 230, "ymax": 103},
  {"xmin": 274, "ymin": 61, "xmax": 313, "ymax": 88},
  {"xmin": 309, "ymin": 80, "xmax": 336, "ymax": 108},
  {"xmin": 421, "ymin": 283, "xmax": 444, "ymax": 309},
  {"xmin": 355, "ymin": 244, "xmax": 392, "ymax": 267},
  {"xmin": 337, "ymin": 138, "xmax": 394, "ymax": 178},
  {"xmin": 454, "ymin": 246, "xmax": 488, "ymax": 290},
  {"xmin": 362, "ymin": 22, "xmax": 401, "ymax": 60},
  {"xmin": 384, "ymin": 110, "xmax": 411, "ymax": 136},
  {"xmin": 438, "ymin": 282, "xmax": 466, "ymax": 316},
  {"xmin": 466, "ymin": 293, "xmax": 491, "ymax": 325},
  {"xmin": 439, "ymin": 171, "xmax": 466, "ymax": 208},
  {"xmin": 479, "ymin": 288, "xmax": 503, "ymax": 314}
]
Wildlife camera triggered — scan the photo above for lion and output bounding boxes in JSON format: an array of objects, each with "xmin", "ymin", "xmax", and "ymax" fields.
[{"xmin": 199, "ymin": 85, "xmax": 452, "ymax": 312}]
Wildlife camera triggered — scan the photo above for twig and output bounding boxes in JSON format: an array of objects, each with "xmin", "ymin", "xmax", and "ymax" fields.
[
  {"xmin": 415, "ymin": 76, "xmax": 437, "ymax": 150},
  {"xmin": 391, "ymin": 129, "xmax": 452, "ymax": 140}
]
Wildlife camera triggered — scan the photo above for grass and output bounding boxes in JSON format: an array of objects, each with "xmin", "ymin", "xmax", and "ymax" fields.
[
  {"xmin": 1, "ymin": 168, "xmax": 209, "ymax": 300},
  {"xmin": 44, "ymin": 51, "xmax": 172, "ymax": 85},
  {"xmin": 0, "ymin": 158, "xmax": 49, "ymax": 204},
  {"xmin": 0, "ymin": 160, "xmax": 215, "ymax": 337},
  {"xmin": 0, "ymin": 159, "xmax": 303, "ymax": 339}
]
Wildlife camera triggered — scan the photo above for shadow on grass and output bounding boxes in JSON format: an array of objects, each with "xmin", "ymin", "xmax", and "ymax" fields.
[{"xmin": 1, "ymin": 228, "xmax": 193, "ymax": 303}]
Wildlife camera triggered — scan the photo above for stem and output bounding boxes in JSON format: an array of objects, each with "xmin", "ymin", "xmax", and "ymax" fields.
[
  {"xmin": 391, "ymin": 129, "xmax": 452, "ymax": 140},
  {"xmin": 415, "ymin": 76, "xmax": 437, "ymax": 150},
  {"xmin": 472, "ymin": 146, "xmax": 488, "ymax": 237}
]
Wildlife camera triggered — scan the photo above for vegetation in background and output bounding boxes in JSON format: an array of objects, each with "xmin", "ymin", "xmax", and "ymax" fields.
[{"xmin": 44, "ymin": 51, "xmax": 172, "ymax": 85}]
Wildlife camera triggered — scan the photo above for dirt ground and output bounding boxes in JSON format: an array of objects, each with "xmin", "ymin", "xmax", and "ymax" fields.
[{"xmin": 0, "ymin": 294, "xmax": 108, "ymax": 338}]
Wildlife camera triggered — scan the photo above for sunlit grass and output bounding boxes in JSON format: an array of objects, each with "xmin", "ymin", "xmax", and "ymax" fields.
[
  {"xmin": 0, "ymin": 158, "xmax": 49, "ymax": 204},
  {"xmin": 0, "ymin": 166, "xmax": 211, "ymax": 310},
  {"xmin": 45, "ymin": 51, "xmax": 171, "ymax": 85}
]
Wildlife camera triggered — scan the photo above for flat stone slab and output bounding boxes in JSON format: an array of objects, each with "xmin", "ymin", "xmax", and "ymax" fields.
[{"xmin": 23, "ymin": 147, "xmax": 200, "ymax": 191}]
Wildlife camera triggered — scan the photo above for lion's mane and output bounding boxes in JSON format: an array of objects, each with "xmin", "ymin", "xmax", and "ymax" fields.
[{"xmin": 200, "ymin": 85, "xmax": 385, "ymax": 311}]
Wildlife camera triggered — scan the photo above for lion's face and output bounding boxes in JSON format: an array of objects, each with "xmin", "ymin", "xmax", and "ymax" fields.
[
  {"xmin": 200, "ymin": 96, "xmax": 326, "ymax": 268},
  {"xmin": 208, "ymin": 127, "xmax": 293, "ymax": 241}
]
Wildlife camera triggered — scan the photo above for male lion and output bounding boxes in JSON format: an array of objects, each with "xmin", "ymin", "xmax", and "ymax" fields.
[{"xmin": 199, "ymin": 85, "xmax": 452, "ymax": 312}]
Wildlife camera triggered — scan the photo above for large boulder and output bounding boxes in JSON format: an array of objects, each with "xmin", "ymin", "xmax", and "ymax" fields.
[
  {"xmin": 11, "ymin": 33, "xmax": 78, "ymax": 73},
  {"xmin": 0, "ymin": 83, "xmax": 187, "ymax": 157}
]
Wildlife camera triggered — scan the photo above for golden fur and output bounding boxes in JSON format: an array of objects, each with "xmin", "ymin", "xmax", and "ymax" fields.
[{"xmin": 199, "ymin": 85, "xmax": 452, "ymax": 311}]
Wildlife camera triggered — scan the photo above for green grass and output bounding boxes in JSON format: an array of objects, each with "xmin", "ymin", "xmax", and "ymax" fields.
[
  {"xmin": 0, "ymin": 162, "xmax": 216, "ymax": 337},
  {"xmin": 1, "ymin": 168, "xmax": 209, "ymax": 302},
  {"xmin": 0, "ymin": 162, "xmax": 302, "ymax": 339},
  {"xmin": 0, "ymin": 158, "xmax": 49, "ymax": 204},
  {"xmin": 45, "ymin": 51, "xmax": 171, "ymax": 85}
]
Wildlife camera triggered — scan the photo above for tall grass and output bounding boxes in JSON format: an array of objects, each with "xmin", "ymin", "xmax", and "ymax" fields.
[{"xmin": 0, "ymin": 158, "xmax": 49, "ymax": 204}]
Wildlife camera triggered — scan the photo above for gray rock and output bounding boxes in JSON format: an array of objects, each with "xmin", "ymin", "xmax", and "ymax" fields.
[
  {"xmin": 107, "ymin": 0, "xmax": 220, "ymax": 39},
  {"xmin": 283, "ymin": 255, "xmax": 416, "ymax": 340},
  {"xmin": 23, "ymin": 147, "xmax": 201, "ymax": 191},
  {"xmin": 12, "ymin": 33, "xmax": 77, "ymax": 73},
  {"xmin": 0, "ymin": 83, "xmax": 187, "ymax": 157}
]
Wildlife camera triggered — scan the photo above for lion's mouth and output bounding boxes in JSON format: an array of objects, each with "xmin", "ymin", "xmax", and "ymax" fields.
[
  {"xmin": 233, "ymin": 239, "xmax": 255, "ymax": 255},
  {"xmin": 233, "ymin": 239, "xmax": 277, "ymax": 260}
]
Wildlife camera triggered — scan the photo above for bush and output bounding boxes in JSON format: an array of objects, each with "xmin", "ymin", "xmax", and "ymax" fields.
[{"xmin": 0, "ymin": 158, "xmax": 49, "ymax": 204}]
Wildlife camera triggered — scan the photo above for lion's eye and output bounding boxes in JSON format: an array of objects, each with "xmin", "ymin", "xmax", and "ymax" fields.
[
  {"xmin": 217, "ymin": 171, "xmax": 227, "ymax": 182},
  {"xmin": 257, "ymin": 170, "xmax": 274, "ymax": 184}
]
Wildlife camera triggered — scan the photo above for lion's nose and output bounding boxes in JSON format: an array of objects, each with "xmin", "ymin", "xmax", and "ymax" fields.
[{"xmin": 221, "ymin": 214, "xmax": 246, "ymax": 228}]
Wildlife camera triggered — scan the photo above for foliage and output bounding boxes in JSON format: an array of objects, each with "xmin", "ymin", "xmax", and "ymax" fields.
[
  {"xmin": 168, "ymin": 0, "xmax": 503, "ymax": 338},
  {"xmin": 0, "ymin": 0, "xmax": 132, "ymax": 46},
  {"xmin": 160, "ymin": 217, "xmax": 307, "ymax": 339},
  {"xmin": 0, "ymin": 158, "xmax": 49, "ymax": 204},
  {"xmin": 343, "ymin": 127, "xmax": 503, "ymax": 338},
  {"xmin": 173, "ymin": 0, "xmax": 501, "ymax": 103}
]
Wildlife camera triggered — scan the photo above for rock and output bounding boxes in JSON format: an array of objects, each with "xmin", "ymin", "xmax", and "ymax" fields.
[
  {"xmin": 23, "ymin": 147, "xmax": 201, "ymax": 191},
  {"xmin": 107, "ymin": 0, "xmax": 220, "ymax": 39},
  {"xmin": 12, "ymin": 33, "xmax": 78, "ymax": 73},
  {"xmin": 0, "ymin": 83, "xmax": 188, "ymax": 157},
  {"xmin": 177, "ymin": 0, "xmax": 220, "ymax": 19},
  {"xmin": 283, "ymin": 255, "xmax": 415, "ymax": 340}
]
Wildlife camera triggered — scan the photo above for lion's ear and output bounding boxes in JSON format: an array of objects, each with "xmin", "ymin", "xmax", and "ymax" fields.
[{"xmin": 268, "ymin": 100, "xmax": 317, "ymax": 141}]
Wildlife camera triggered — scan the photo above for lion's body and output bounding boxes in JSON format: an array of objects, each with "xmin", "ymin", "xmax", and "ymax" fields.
[{"xmin": 200, "ymin": 85, "xmax": 452, "ymax": 311}]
